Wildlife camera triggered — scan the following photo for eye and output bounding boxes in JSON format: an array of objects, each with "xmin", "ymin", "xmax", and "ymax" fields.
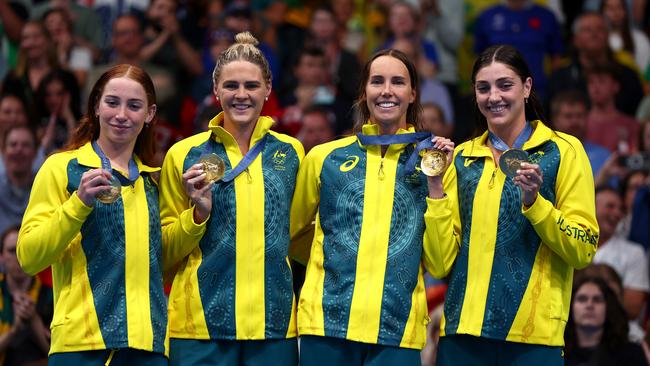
[
  {"xmin": 392, "ymin": 77, "xmax": 406, "ymax": 85},
  {"xmin": 128, "ymin": 101, "xmax": 144, "ymax": 111},
  {"xmin": 475, "ymin": 84, "xmax": 490, "ymax": 94},
  {"xmin": 369, "ymin": 76, "xmax": 384, "ymax": 85},
  {"xmin": 244, "ymin": 82, "xmax": 261, "ymax": 90},
  {"xmin": 104, "ymin": 98, "xmax": 119, "ymax": 107},
  {"xmin": 222, "ymin": 81, "xmax": 238, "ymax": 90}
]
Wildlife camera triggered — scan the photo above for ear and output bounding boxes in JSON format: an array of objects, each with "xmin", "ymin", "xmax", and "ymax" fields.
[
  {"xmin": 409, "ymin": 88, "xmax": 416, "ymax": 104},
  {"xmin": 213, "ymin": 84, "xmax": 220, "ymax": 99},
  {"xmin": 523, "ymin": 77, "xmax": 532, "ymax": 99},
  {"xmin": 146, "ymin": 104, "xmax": 157, "ymax": 123}
]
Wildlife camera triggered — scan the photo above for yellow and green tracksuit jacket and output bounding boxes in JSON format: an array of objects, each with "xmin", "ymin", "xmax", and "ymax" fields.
[
  {"xmin": 290, "ymin": 123, "xmax": 440, "ymax": 350},
  {"xmin": 160, "ymin": 113, "xmax": 304, "ymax": 341},
  {"xmin": 426, "ymin": 120, "xmax": 599, "ymax": 346},
  {"xmin": 16, "ymin": 142, "xmax": 167, "ymax": 355}
]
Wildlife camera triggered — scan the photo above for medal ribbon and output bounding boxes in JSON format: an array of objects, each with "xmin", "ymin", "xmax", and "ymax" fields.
[
  {"xmin": 220, "ymin": 134, "xmax": 269, "ymax": 182},
  {"xmin": 487, "ymin": 121, "xmax": 532, "ymax": 151},
  {"xmin": 357, "ymin": 132, "xmax": 435, "ymax": 175},
  {"xmin": 91, "ymin": 140, "xmax": 139, "ymax": 185}
]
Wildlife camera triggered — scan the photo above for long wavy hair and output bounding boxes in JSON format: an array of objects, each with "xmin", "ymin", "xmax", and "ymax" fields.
[
  {"xmin": 352, "ymin": 48, "xmax": 422, "ymax": 132},
  {"xmin": 470, "ymin": 45, "xmax": 546, "ymax": 138},
  {"xmin": 565, "ymin": 276, "xmax": 629, "ymax": 357},
  {"xmin": 64, "ymin": 64, "xmax": 158, "ymax": 166},
  {"xmin": 14, "ymin": 21, "xmax": 59, "ymax": 79}
]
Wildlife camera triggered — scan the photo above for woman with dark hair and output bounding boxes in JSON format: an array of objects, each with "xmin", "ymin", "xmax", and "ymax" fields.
[
  {"xmin": 290, "ymin": 47, "xmax": 454, "ymax": 366},
  {"xmin": 600, "ymin": 0, "xmax": 650, "ymax": 73},
  {"xmin": 565, "ymin": 276, "xmax": 648, "ymax": 366},
  {"xmin": 16, "ymin": 64, "xmax": 167, "ymax": 365},
  {"xmin": 427, "ymin": 44, "xmax": 599, "ymax": 365},
  {"xmin": 34, "ymin": 69, "xmax": 81, "ymax": 153}
]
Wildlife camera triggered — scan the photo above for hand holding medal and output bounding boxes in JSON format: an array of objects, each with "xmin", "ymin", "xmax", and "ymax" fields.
[{"xmin": 421, "ymin": 136, "xmax": 454, "ymax": 177}]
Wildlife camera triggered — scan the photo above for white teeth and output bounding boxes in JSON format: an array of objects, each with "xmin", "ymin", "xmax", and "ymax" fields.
[
  {"xmin": 378, "ymin": 102, "xmax": 397, "ymax": 108},
  {"xmin": 233, "ymin": 104, "xmax": 250, "ymax": 110},
  {"xmin": 489, "ymin": 105, "xmax": 506, "ymax": 113}
]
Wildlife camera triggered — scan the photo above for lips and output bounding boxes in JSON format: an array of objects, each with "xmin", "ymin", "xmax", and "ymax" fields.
[
  {"xmin": 377, "ymin": 101, "xmax": 398, "ymax": 109},
  {"xmin": 488, "ymin": 104, "xmax": 508, "ymax": 113},
  {"xmin": 232, "ymin": 103, "xmax": 252, "ymax": 111}
]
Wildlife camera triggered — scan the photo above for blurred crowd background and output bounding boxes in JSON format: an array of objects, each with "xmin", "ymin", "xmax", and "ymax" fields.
[{"xmin": 1, "ymin": 0, "xmax": 650, "ymax": 365}]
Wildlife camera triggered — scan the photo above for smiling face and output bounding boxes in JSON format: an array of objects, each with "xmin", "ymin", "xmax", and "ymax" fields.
[
  {"xmin": 365, "ymin": 55, "xmax": 415, "ymax": 129},
  {"xmin": 214, "ymin": 60, "xmax": 271, "ymax": 130},
  {"xmin": 474, "ymin": 61, "xmax": 531, "ymax": 131},
  {"xmin": 20, "ymin": 22, "xmax": 49, "ymax": 61},
  {"xmin": 596, "ymin": 189, "xmax": 624, "ymax": 241},
  {"xmin": 96, "ymin": 76, "xmax": 156, "ymax": 149}
]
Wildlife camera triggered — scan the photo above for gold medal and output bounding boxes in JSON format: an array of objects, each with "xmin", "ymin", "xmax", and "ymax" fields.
[
  {"xmin": 198, "ymin": 153, "xmax": 226, "ymax": 183},
  {"xmin": 499, "ymin": 149, "xmax": 529, "ymax": 178},
  {"xmin": 96, "ymin": 174, "xmax": 122, "ymax": 204},
  {"xmin": 420, "ymin": 149, "xmax": 447, "ymax": 176}
]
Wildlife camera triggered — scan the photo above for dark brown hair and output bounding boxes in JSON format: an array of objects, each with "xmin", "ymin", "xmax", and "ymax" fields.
[
  {"xmin": 352, "ymin": 48, "xmax": 421, "ymax": 132},
  {"xmin": 65, "ymin": 64, "xmax": 158, "ymax": 166}
]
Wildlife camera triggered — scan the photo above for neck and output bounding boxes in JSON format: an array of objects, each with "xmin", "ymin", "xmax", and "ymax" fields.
[
  {"xmin": 96, "ymin": 138, "xmax": 135, "ymax": 171},
  {"xmin": 489, "ymin": 119, "xmax": 526, "ymax": 148},
  {"xmin": 599, "ymin": 231, "xmax": 613, "ymax": 246},
  {"xmin": 579, "ymin": 52, "xmax": 609, "ymax": 69},
  {"xmin": 576, "ymin": 326, "xmax": 604, "ymax": 348},
  {"xmin": 376, "ymin": 120, "xmax": 406, "ymax": 136},
  {"xmin": 223, "ymin": 118, "xmax": 257, "ymax": 154},
  {"xmin": 7, "ymin": 274, "xmax": 31, "ymax": 294},
  {"xmin": 591, "ymin": 101, "xmax": 617, "ymax": 114}
]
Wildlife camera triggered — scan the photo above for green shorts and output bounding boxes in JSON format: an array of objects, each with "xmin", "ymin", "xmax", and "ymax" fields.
[
  {"xmin": 299, "ymin": 335, "xmax": 420, "ymax": 366},
  {"xmin": 48, "ymin": 348, "xmax": 167, "ymax": 366},
  {"xmin": 169, "ymin": 337, "xmax": 298, "ymax": 366}
]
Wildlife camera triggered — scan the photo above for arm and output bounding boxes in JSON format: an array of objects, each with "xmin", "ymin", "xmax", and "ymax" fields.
[
  {"xmin": 624, "ymin": 289, "xmax": 648, "ymax": 319},
  {"xmin": 422, "ymin": 153, "xmax": 461, "ymax": 278},
  {"xmin": 288, "ymin": 149, "xmax": 322, "ymax": 265},
  {"xmin": 17, "ymin": 156, "xmax": 94, "ymax": 275},
  {"xmin": 159, "ymin": 146, "xmax": 209, "ymax": 271},
  {"xmin": 0, "ymin": 0, "xmax": 25, "ymax": 42},
  {"xmin": 522, "ymin": 138, "xmax": 599, "ymax": 269}
]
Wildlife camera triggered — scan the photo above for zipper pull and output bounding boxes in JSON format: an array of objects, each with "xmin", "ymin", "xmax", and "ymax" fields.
[
  {"xmin": 378, "ymin": 159, "xmax": 385, "ymax": 180},
  {"xmin": 488, "ymin": 169, "xmax": 496, "ymax": 189},
  {"xmin": 245, "ymin": 168, "xmax": 252, "ymax": 184}
]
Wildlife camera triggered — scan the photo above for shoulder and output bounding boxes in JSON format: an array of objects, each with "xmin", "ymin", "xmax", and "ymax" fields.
[
  {"xmin": 167, "ymin": 131, "xmax": 212, "ymax": 156},
  {"xmin": 307, "ymin": 136, "xmax": 357, "ymax": 160},
  {"xmin": 268, "ymin": 130, "xmax": 304, "ymax": 156}
]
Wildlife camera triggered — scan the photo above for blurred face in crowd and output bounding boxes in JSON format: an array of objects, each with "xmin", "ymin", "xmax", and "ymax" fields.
[
  {"xmin": 310, "ymin": 9, "xmax": 337, "ymax": 42},
  {"xmin": 44, "ymin": 78, "xmax": 68, "ymax": 115},
  {"xmin": 299, "ymin": 111, "xmax": 335, "ymax": 152},
  {"xmin": 332, "ymin": 0, "xmax": 354, "ymax": 25},
  {"xmin": 574, "ymin": 14, "xmax": 609, "ymax": 54},
  {"xmin": 389, "ymin": 3, "xmax": 416, "ymax": 37},
  {"xmin": 147, "ymin": 0, "xmax": 176, "ymax": 22},
  {"xmin": 595, "ymin": 189, "xmax": 624, "ymax": 241},
  {"xmin": 474, "ymin": 61, "xmax": 531, "ymax": 131},
  {"xmin": 572, "ymin": 282, "xmax": 607, "ymax": 331},
  {"xmin": 112, "ymin": 16, "xmax": 144, "ymax": 59},
  {"xmin": 20, "ymin": 22, "xmax": 49, "ymax": 61},
  {"xmin": 365, "ymin": 55, "xmax": 415, "ymax": 128},
  {"xmin": 603, "ymin": 0, "xmax": 626, "ymax": 28},
  {"xmin": 295, "ymin": 54, "xmax": 327, "ymax": 86},
  {"xmin": 2, "ymin": 127, "xmax": 37, "ymax": 177},
  {"xmin": 214, "ymin": 60, "xmax": 271, "ymax": 130},
  {"xmin": 553, "ymin": 102, "xmax": 588, "ymax": 140},
  {"xmin": 0, "ymin": 96, "xmax": 28, "ymax": 133},
  {"xmin": 641, "ymin": 121, "xmax": 650, "ymax": 151},
  {"xmin": 96, "ymin": 76, "xmax": 155, "ymax": 149},
  {"xmin": 43, "ymin": 12, "xmax": 69, "ymax": 42},
  {"xmin": 624, "ymin": 171, "xmax": 647, "ymax": 212},
  {"xmin": 422, "ymin": 104, "xmax": 448, "ymax": 137},
  {"xmin": 1, "ymin": 230, "xmax": 29, "ymax": 283},
  {"xmin": 587, "ymin": 73, "xmax": 619, "ymax": 106}
]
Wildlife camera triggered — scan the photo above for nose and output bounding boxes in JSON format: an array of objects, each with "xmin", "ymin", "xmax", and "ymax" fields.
[
  {"xmin": 381, "ymin": 81, "xmax": 392, "ymax": 97},
  {"xmin": 235, "ymin": 85, "xmax": 247, "ymax": 99},
  {"xmin": 115, "ymin": 105, "xmax": 127, "ymax": 121},
  {"xmin": 488, "ymin": 88, "xmax": 501, "ymax": 103}
]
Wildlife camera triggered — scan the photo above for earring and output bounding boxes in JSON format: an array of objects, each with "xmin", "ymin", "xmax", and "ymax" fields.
[
  {"xmin": 525, "ymin": 97, "xmax": 528, "ymax": 104},
  {"xmin": 265, "ymin": 96, "xmax": 268, "ymax": 101},
  {"xmin": 216, "ymin": 96, "xmax": 220, "ymax": 101}
]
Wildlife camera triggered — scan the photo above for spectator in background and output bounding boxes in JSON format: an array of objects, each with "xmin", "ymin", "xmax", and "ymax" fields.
[
  {"xmin": 0, "ymin": 125, "xmax": 37, "ymax": 237},
  {"xmin": 30, "ymin": 0, "xmax": 105, "ymax": 60},
  {"xmin": 304, "ymin": 5, "xmax": 360, "ymax": 133},
  {"xmin": 474, "ymin": 0, "xmax": 564, "ymax": 99},
  {"xmin": 42, "ymin": 7, "xmax": 93, "ymax": 87},
  {"xmin": 547, "ymin": 12, "xmax": 644, "ymax": 117},
  {"xmin": 2, "ymin": 21, "xmax": 60, "ymax": 108},
  {"xmin": 92, "ymin": 0, "xmax": 149, "ymax": 58},
  {"xmin": 421, "ymin": 102, "xmax": 451, "ymax": 138},
  {"xmin": 600, "ymin": 0, "xmax": 650, "ymax": 73},
  {"xmin": 585, "ymin": 64, "xmax": 640, "ymax": 153},
  {"xmin": 88, "ymin": 14, "xmax": 175, "ymax": 120},
  {"xmin": 593, "ymin": 186, "xmax": 649, "ymax": 326},
  {"xmin": 296, "ymin": 105, "xmax": 336, "ymax": 152},
  {"xmin": 616, "ymin": 170, "xmax": 649, "ymax": 240},
  {"xmin": 0, "ymin": 93, "xmax": 29, "ymax": 152},
  {"xmin": 34, "ymin": 69, "xmax": 81, "ymax": 154},
  {"xmin": 390, "ymin": 37, "xmax": 453, "ymax": 126},
  {"xmin": 0, "ymin": 0, "xmax": 28, "ymax": 79},
  {"xmin": 279, "ymin": 46, "xmax": 335, "ymax": 136},
  {"xmin": 550, "ymin": 90, "xmax": 610, "ymax": 176},
  {"xmin": 0, "ymin": 225, "xmax": 52, "ymax": 366},
  {"xmin": 565, "ymin": 275, "xmax": 648, "ymax": 366}
]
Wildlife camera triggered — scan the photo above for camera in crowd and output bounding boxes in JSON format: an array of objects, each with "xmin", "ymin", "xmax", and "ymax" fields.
[{"xmin": 618, "ymin": 153, "xmax": 650, "ymax": 171}]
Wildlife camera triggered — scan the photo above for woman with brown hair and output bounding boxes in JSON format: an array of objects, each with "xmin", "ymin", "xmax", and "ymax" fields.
[{"xmin": 17, "ymin": 64, "xmax": 167, "ymax": 365}]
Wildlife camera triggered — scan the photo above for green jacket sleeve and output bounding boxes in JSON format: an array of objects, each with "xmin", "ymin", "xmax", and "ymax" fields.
[{"xmin": 17, "ymin": 154, "xmax": 93, "ymax": 275}]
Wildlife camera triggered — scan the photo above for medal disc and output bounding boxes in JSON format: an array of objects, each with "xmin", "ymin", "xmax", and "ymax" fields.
[
  {"xmin": 96, "ymin": 174, "xmax": 122, "ymax": 204},
  {"xmin": 199, "ymin": 153, "xmax": 226, "ymax": 183},
  {"xmin": 420, "ymin": 149, "xmax": 447, "ymax": 176},
  {"xmin": 499, "ymin": 149, "xmax": 529, "ymax": 178}
]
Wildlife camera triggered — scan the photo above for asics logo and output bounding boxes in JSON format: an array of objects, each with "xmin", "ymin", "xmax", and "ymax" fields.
[{"xmin": 340, "ymin": 156, "xmax": 360, "ymax": 172}]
